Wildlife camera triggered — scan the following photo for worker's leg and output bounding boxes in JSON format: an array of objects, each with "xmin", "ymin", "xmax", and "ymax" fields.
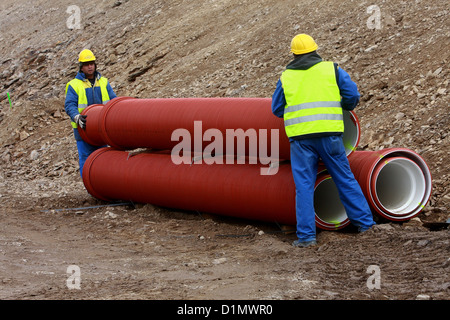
[
  {"xmin": 290, "ymin": 139, "xmax": 319, "ymax": 242},
  {"xmin": 76, "ymin": 140, "xmax": 103, "ymax": 177},
  {"xmin": 318, "ymin": 135, "xmax": 375, "ymax": 232}
]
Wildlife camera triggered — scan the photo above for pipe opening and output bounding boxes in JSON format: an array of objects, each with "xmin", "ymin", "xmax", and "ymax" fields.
[
  {"xmin": 342, "ymin": 110, "xmax": 359, "ymax": 156},
  {"xmin": 314, "ymin": 176, "xmax": 348, "ymax": 227},
  {"xmin": 374, "ymin": 158, "xmax": 426, "ymax": 214}
]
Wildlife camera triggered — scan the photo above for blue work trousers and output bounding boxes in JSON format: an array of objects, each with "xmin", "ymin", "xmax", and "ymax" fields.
[
  {"xmin": 290, "ymin": 135, "xmax": 375, "ymax": 241},
  {"xmin": 76, "ymin": 139, "xmax": 106, "ymax": 177}
]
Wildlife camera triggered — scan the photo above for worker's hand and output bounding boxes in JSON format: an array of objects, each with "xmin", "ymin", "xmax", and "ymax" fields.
[{"xmin": 74, "ymin": 114, "xmax": 87, "ymax": 129}]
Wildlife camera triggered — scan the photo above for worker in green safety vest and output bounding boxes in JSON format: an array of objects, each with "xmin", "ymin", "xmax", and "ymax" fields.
[
  {"xmin": 64, "ymin": 49, "xmax": 117, "ymax": 177},
  {"xmin": 271, "ymin": 34, "xmax": 375, "ymax": 247}
]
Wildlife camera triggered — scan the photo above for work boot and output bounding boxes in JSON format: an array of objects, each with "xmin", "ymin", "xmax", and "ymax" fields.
[
  {"xmin": 358, "ymin": 224, "xmax": 377, "ymax": 233},
  {"xmin": 292, "ymin": 239, "xmax": 317, "ymax": 248}
]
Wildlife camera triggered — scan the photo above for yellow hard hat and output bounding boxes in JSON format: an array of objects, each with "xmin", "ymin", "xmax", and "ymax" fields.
[
  {"xmin": 78, "ymin": 49, "xmax": 96, "ymax": 63},
  {"xmin": 290, "ymin": 34, "xmax": 318, "ymax": 55}
]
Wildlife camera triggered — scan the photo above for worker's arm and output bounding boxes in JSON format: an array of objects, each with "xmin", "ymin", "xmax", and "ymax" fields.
[
  {"xmin": 64, "ymin": 84, "xmax": 80, "ymax": 122},
  {"xmin": 337, "ymin": 67, "xmax": 360, "ymax": 110},
  {"xmin": 271, "ymin": 79, "xmax": 286, "ymax": 118},
  {"xmin": 106, "ymin": 81, "xmax": 117, "ymax": 100}
]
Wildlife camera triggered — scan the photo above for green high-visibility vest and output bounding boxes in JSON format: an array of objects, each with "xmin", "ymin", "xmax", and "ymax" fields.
[
  {"xmin": 280, "ymin": 61, "xmax": 343, "ymax": 138},
  {"xmin": 65, "ymin": 77, "xmax": 110, "ymax": 128}
]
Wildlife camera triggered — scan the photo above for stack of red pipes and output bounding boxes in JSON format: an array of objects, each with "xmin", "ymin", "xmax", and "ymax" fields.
[{"xmin": 80, "ymin": 97, "xmax": 432, "ymax": 230}]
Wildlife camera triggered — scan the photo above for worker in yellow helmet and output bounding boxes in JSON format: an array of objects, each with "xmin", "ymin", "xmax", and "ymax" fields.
[
  {"xmin": 271, "ymin": 34, "xmax": 375, "ymax": 247},
  {"xmin": 64, "ymin": 49, "xmax": 117, "ymax": 176}
]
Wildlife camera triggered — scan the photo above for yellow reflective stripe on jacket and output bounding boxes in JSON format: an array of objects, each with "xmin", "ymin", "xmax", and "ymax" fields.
[
  {"xmin": 66, "ymin": 77, "xmax": 111, "ymax": 128},
  {"xmin": 97, "ymin": 77, "xmax": 111, "ymax": 104},
  {"xmin": 280, "ymin": 61, "xmax": 343, "ymax": 138}
]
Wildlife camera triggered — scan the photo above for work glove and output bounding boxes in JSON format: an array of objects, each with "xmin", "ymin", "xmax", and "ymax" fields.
[{"xmin": 74, "ymin": 114, "xmax": 87, "ymax": 129}]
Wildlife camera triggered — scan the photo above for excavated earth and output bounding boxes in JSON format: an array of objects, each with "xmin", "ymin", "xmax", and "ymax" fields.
[{"xmin": 0, "ymin": 0, "xmax": 448, "ymax": 300}]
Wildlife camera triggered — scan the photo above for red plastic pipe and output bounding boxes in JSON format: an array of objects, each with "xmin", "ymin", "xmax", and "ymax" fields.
[
  {"xmin": 78, "ymin": 104, "xmax": 105, "ymax": 147},
  {"xmin": 82, "ymin": 148, "xmax": 354, "ymax": 229},
  {"xmin": 79, "ymin": 97, "xmax": 360, "ymax": 159},
  {"xmin": 82, "ymin": 146, "xmax": 432, "ymax": 228},
  {"xmin": 348, "ymin": 148, "xmax": 432, "ymax": 221},
  {"xmin": 83, "ymin": 148, "xmax": 298, "ymax": 225}
]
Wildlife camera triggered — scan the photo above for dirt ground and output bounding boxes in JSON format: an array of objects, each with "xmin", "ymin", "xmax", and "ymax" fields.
[
  {"xmin": 0, "ymin": 0, "xmax": 449, "ymax": 301},
  {"xmin": 0, "ymin": 185, "xmax": 449, "ymax": 300}
]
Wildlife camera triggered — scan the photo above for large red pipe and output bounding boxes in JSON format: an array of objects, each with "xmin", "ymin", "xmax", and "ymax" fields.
[
  {"xmin": 82, "ymin": 147, "xmax": 432, "ymax": 228},
  {"xmin": 348, "ymin": 148, "xmax": 432, "ymax": 221},
  {"xmin": 82, "ymin": 148, "xmax": 356, "ymax": 229},
  {"xmin": 79, "ymin": 97, "xmax": 360, "ymax": 160},
  {"xmin": 83, "ymin": 148, "xmax": 297, "ymax": 225},
  {"xmin": 79, "ymin": 104, "xmax": 106, "ymax": 147}
]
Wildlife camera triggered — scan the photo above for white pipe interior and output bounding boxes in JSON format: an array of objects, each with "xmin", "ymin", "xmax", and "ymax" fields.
[
  {"xmin": 342, "ymin": 110, "xmax": 358, "ymax": 156},
  {"xmin": 314, "ymin": 177, "xmax": 348, "ymax": 225},
  {"xmin": 375, "ymin": 158, "xmax": 426, "ymax": 214}
]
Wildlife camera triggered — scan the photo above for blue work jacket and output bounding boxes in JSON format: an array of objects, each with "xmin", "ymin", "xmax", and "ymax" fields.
[{"xmin": 65, "ymin": 71, "xmax": 117, "ymax": 140}]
